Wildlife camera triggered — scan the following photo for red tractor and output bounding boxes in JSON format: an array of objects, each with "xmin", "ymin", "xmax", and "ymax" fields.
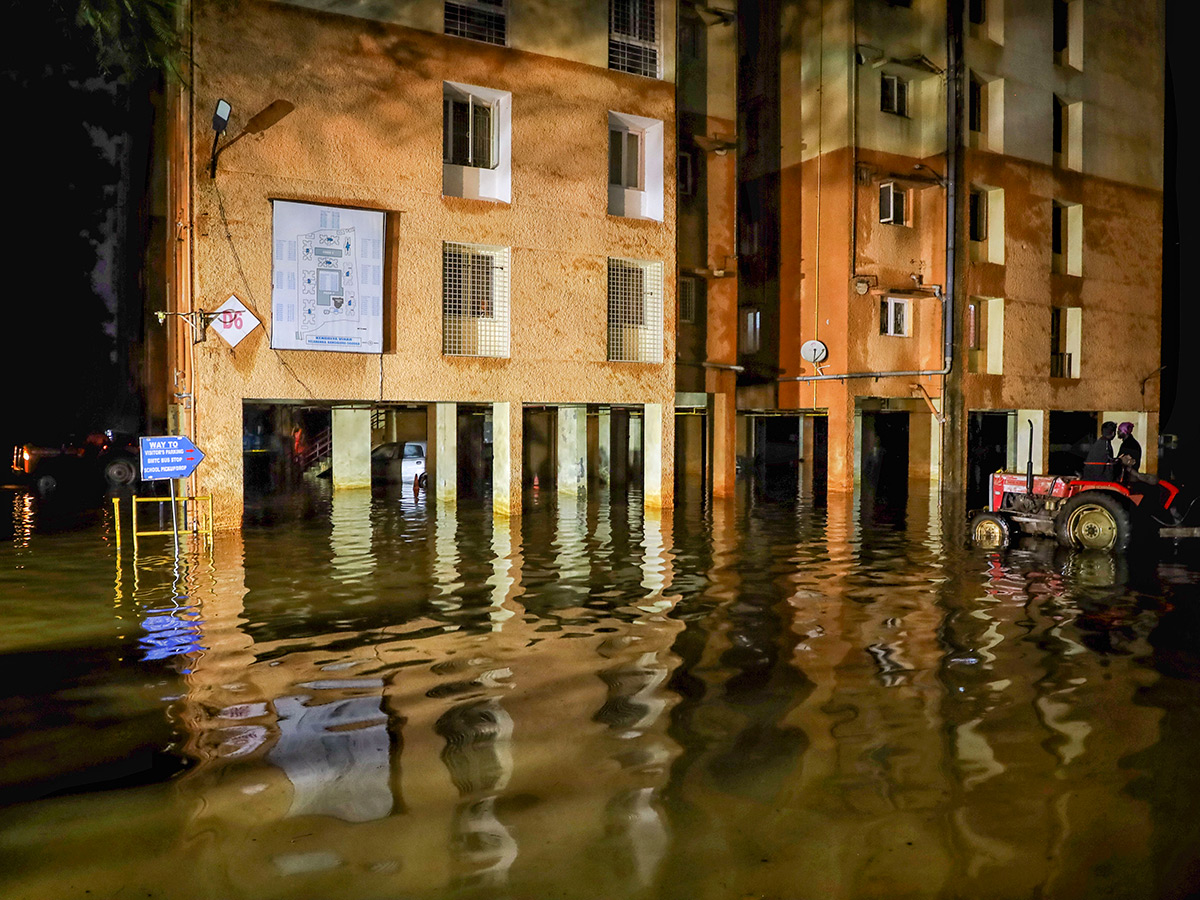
[{"xmin": 969, "ymin": 470, "xmax": 1182, "ymax": 551}]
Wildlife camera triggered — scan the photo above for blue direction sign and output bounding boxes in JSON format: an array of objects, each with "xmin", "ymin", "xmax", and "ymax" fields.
[{"xmin": 139, "ymin": 435, "xmax": 206, "ymax": 481}]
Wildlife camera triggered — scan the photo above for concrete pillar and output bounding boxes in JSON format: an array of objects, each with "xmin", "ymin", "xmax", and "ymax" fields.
[
  {"xmin": 1009, "ymin": 410, "xmax": 1047, "ymax": 474},
  {"xmin": 644, "ymin": 403, "xmax": 664, "ymax": 510},
  {"xmin": 492, "ymin": 401, "xmax": 522, "ymax": 518},
  {"xmin": 332, "ymin": 406, "xmax": 371, "ymax": 489},
  {"xmin": 597, "ymin": 408, "xmax": 612, "ymax": 485},
  {"xmin": 629, "ymin": 413, "xmax": 643, "ymax": 476},
  {"xmin": 928, "ymin": 400, "xmax": 943, "ymax": 484},
  {"xmin": 801, "ymin": 414, "xmax": 815, "ymax": 494},
  {"xmin": 434, "ymin": 402, "xmax": 457, "ymax": 507},
  {"xmin": 557, "ymin": 404, "xmax": 587, "ymax": 500},
  {"xmin": 709, "ymin": 391, "xmax": 736, "ymax": 498}
]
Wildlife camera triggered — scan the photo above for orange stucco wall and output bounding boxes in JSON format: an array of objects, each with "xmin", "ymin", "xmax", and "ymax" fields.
[{"xmin": 182, "ymin": 0, "xmax": 677, "ymax": 526}]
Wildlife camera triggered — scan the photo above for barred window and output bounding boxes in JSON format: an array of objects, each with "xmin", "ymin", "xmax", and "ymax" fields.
[
  {"xmin": 610, "ymin": 0, "xmax": 659, "ymax": 77},
  {"xmin": 444, "ymin": 86, "xmax": 497, "ymax": 169},
  {"xmin": 445, "ymin": 0, "xmax": 506, "ymax": 46},
  {"xmin": 679, "ymin": 276, "xmax": 697, "ymax": 324},
  {"xmin": 443, "ymin": 242, "xmax": 510, "ymax": 358},
  {"xmin": 607, "ymin": 258, "xmax": 663, "ymax": 363}
]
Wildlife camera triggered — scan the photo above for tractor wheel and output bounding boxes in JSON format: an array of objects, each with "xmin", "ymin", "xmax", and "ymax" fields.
[
  {"xmin": 1055, "ymin": 491, "xmax": 1132, "ymax": 552},
  {"xmin": 969, "ymin": 512, "xmax": 1011, "ymax": 550},
  {"xmin": 104, "ymin": 457, "xmax": 137, "ymax": 486}
]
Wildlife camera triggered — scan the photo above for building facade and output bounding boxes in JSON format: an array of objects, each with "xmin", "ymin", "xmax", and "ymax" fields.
[
  {"xmin": 161, "ymin": 0, "xmax": 678, "ymax": 527},
  {"xmin": 675, "ymin": 0, "xmax": 1164, "ymax": 508}
]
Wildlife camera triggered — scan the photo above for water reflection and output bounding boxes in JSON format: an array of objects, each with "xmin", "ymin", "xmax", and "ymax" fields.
[{"xmin": 2, "ymin": 486, "xmax": 1200, "ymax": 899}]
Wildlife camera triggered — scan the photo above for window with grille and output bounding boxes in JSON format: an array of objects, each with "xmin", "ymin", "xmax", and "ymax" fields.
[
  {"xmin": 443, "ymin": 242, "xmax": 510, "ymax": 358},
  {"xmin": 679, "ymin": 276, "xmax": 697, "ymax": 324},
  {"xmin": 880, "ymin": 73, "xmax": 908, "ymax": 116},
  {"xmin": 445, "ymin": 0, "xmax": 506, "ymax": 46},
  {"xmin": 610, "ymin": 128, "xmax": 642, "ymax": 189},
  {"xmin": 880, "ymin": 297, "xmax": 909, "ymax": 337},
  {"xmin": 444, "ymin": 86, "xmax": 497, "ymax": 169},
  {"xmin": 607, "ymin": 258, "xmax": 663, "ymax": 363},
  {"xmin": 879, "ymin": 182, "xmax": 907, "ymax": 225},
  {"xmin": 610, "ymin": 0, "xmax": 659, "ymax": 77}
]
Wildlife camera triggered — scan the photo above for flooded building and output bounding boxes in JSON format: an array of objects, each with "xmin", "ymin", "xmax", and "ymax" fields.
[
  {"xmin": 158, "ymin": 0, "xmax": 678, "ymax": 527},
  {"xmin": 678, "ymin": 0, "xmax": 1164, "ymax": 503}
]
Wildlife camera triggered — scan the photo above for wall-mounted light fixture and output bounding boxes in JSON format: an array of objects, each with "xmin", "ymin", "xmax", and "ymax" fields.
[
  {"xmin": 691, "ymin": 4, "xmax": 736, "ymax": 26},
  {"xmin": 694, "ymin": 134, "xmax": 737, "ymax": 156},
  {"xmin": 155, "ymin": 309, "xmax": 220, "ymax": 343},
  {"xmin": 209, "ymin": 98, "xmax": 295, "ymax": 178}
]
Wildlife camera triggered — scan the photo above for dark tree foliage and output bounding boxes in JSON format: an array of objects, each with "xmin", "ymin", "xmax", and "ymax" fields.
[{"xmin": 0, "ymin": 2, "xmax": 177, "ymax": 450}]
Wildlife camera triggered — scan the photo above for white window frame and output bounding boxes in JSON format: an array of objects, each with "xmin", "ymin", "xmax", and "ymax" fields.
[
  {"xmin": 442, "ymin": 241, "xmax": 510, "ymax": 358},
  {"xmin": 607, "ymin": 257, "xmax": 664, "ymax": 363},
  {"xmin": 879, "ymin": 181, "xmax": 907, "ymax": 226},
  {"xmin": 444, "ymin": 0, "xmax": 507, "ymax": 46},
  {"xmin": 608, "ymin": 111, "xmax": 664, "ymax": 222},
  {"xmin": 880, "ymin": 73, "xmax": 909, "ymax": 116},
  {"xmin": 880, "ymin": 296, "xmax": 910, "ymax": 337},
  {"xmin": 443, "ymin": 82, "xmax": 511, "ymax": 203}
]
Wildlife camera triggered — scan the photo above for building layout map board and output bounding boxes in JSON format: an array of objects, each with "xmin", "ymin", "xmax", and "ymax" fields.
[{"xmin": 271, "ymin": 200, "xmax": 385, "ymax": 352}]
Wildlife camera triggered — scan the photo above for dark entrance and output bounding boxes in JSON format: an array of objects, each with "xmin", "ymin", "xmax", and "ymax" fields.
[
  {"xmin": 968, "ymin": 411, "xmax": 1011, "ymax": 509},
  {"xmin": 1049, "ymin": 410, "xmax": 1099, "ymax": 477},
  {"xmin": 751, "ymin": 415, "xmax": 800, "ymax": 497},
  {"xmin": 674, "ymin": 410, "xmax": 708, "ymax": 502},
  {"xmin": 860, "ymin": 411, "xmax": 909, "ymax": 506}
]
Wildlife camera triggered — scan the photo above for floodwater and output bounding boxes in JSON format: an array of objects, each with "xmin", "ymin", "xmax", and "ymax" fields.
[{"xmin": 2, "ymin": 482, "xmax": 1200, "ymax": 900}]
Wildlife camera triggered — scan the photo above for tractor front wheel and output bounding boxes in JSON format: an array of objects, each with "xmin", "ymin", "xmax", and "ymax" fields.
[
  {"xmin": 969, "ymin": 511, "xmax": 1011, "ymax": 550},
  {"xmin": 1055, "ymin": 491, "xmax": 1132, "ymax": 552}
]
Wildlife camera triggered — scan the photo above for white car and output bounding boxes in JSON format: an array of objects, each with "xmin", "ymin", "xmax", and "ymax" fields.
[{"xmin": 371, "ymin": 441, "xmax": 427, "ymax": 487}]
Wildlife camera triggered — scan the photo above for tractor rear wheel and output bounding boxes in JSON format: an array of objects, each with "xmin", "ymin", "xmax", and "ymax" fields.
[
  {"xmin": 1055, "ymin": 491, "xmax": 1132, "ymax": 552},
  {"xmin": 969, "ymin": 512, "xmax": 1011, "ymax": 550}
]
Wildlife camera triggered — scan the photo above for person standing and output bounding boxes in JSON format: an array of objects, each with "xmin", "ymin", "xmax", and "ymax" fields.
[{"xmin": 1083, "ymin": 421, "xmax": 1118, "ymax": 481}]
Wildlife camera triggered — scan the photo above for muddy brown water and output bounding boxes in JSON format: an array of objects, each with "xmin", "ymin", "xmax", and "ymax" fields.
[{"xmin": 2, "ymin": 483, "xmax": 1200, "ymax": 899}]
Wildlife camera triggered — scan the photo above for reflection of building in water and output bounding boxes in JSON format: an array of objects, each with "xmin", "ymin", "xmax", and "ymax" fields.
[
  {"xmin": 435, "ymin": 699, "xmax": 517, "ymax": 893},
  {"xmin": 268, "ymin": 684, "xmax": 392, "ymax": 823}
]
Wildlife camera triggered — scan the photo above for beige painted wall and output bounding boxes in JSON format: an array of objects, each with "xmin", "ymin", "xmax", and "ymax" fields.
[{"xmin": 187, "ymin": 0, "xmax": 676, "ymax": 525}]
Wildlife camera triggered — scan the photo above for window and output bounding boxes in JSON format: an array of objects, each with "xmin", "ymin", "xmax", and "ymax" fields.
[
  {"xmin": 607, "ymin": 258, "xmax": 663, "ymax": 363},
  {"xmin": 880, "ymin": 73, "xmax": 909, "ymax": 116},
  {"xmin": 969, "ymin": 186, "xmax": 1004, "ymax": 264},
  {"xmin": 677, "ymin": 152, "xmax": 695, "ymax": 196},
  {"xmin": 610, "ymin": 0, "xmax": 659, "ymax": 78},
  {"xmin": 679, "ymin": 276, "xmax": 698, "ymax": 324},
  {"xmin": 880, "ymin": 297, "xmax": 909, "ymax": 336},
  {"xmin": 443, "ymin": 242, "xmax": 510, "ymax": 358},
  {"xmin": 1054, "ymin": 95, "xmax": 1082, "ymax": 170},
  {"xmin": 1050, "ymin": 306, "xmax": 1081, "ymax": 378},
  {"xmin": 1052, "ymin": 200, "xmax": 1082, "ymax": 276},
  {"xmin": 739, "ymin": 308, "xmax": 761, "ymax": 353},
  {"xmin": 969, "ymin": 0, "xmax": 986, "ymax": 25},
  {"xmin": 969, "ymin": 0, "xmax": 1004, "ymax": 43},
  {"xmin": 443, "ymin": 82, "xmax": 511, "ymax": 203},
  {"xmin": 1054, "ymin": 0, "xmax": 1082, "ymax": 69},
  {"xmin": 879, "ymin": 182, "xmax": 907, "ymax": 225},
  {"xmin": 967, "ymin": 296, "xmax": 1005, "ymax": 374},
  {"xmin": 444, "ymin": 89, "xmax": 496, "ymax": 169},
  {"xmin": 969, "ymin": 190, "xmax": 987, "ymax": 242},
  {"xmin": 610, "ymin": 128, "xmax": 642, "ymax": 189},
  {"xmin": 608, "ymin": 111, "xmax": 664, "ymax": 221},
  {"xmin": 967, "ymin": 71, "xmax": 1003, "ymax": 152},
  {"xmin": 444, "ymin": 0, "xmax": 506, "ymax": 46}
]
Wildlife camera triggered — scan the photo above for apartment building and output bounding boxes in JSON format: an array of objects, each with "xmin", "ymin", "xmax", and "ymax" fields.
[
  {"xmin": 692, "ymin": 0, "xmax": 1164, "ymax": 505},
  {"xmin": 158, "ymin": 0, "xmax": 678, "ymax": 527}
]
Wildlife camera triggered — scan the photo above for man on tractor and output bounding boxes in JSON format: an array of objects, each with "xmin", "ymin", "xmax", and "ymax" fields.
[{"xmin": 1083, "ymin": 421, "xmax": 1118, "ymax": 481}]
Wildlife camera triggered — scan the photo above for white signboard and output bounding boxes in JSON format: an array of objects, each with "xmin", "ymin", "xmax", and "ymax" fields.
[
  {"xmin": 271, "ymin": 200, "xmax": 385, "ymax": 353},
  {"xmin": 211, "ymin": 295, "xmax": 259, "ymax": 348}
]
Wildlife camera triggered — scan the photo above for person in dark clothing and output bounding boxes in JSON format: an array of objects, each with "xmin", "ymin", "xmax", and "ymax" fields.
[
  {"xmin": 1117, "ymin": 421, "xmax": 1142, "ymax": 475},
  {"xmin": 1083, "ymin": 421, "xmax": 1118, "ymax": 481}
]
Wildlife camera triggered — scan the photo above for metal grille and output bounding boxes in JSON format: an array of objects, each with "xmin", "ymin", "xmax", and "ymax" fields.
[
  {"xmin": 443, "ymin": 242, "xmax": 510, "ymax": 358},
  {"xmin": 607, "ymin": 258, "xmax": 663, "ymax": 363},
  {"xmin": 445, "ymin": 1, "xmax": 506, "ymax": 46},
  {"xmin": 679, "ymin": 276, "xmax": 696, "ymax": 324},
  {"xmin": 609, "ymin": 0, "xmax": 658, "ymax": 77}
]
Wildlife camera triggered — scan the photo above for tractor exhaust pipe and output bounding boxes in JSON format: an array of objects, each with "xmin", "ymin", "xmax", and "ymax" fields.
[{"xmin": 1026, "ymin": 419, "xmax": 1035, "ymax": 495}]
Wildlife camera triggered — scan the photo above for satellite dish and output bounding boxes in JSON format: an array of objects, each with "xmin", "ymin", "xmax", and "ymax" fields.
[{"xmin": 801, "ymin": 339, "xmax": 829, "ymax": 364}]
